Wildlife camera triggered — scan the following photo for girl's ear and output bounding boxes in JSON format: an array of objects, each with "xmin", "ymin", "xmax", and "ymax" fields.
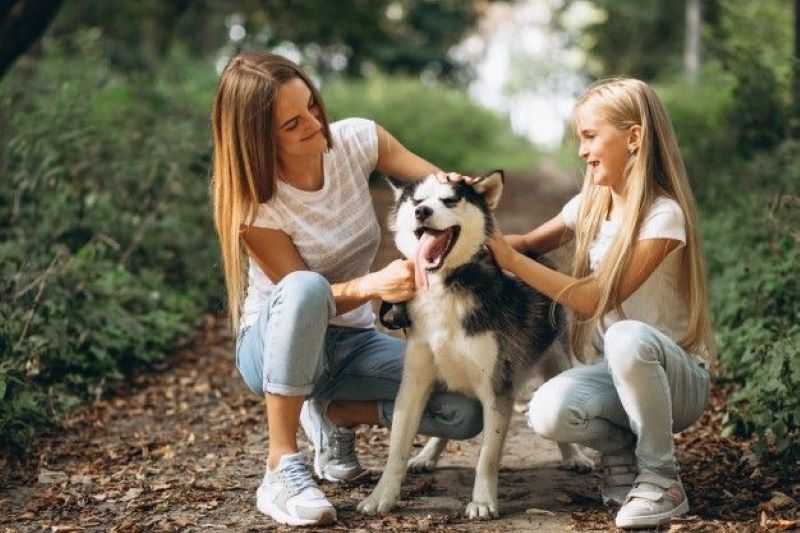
[
  {"xmin": 627, "ymin": 124, "xmax": 642, "ymax": 154},
  {"xmin": 472, "ymin": 170, "xmax": 504, "ymax": 209}
]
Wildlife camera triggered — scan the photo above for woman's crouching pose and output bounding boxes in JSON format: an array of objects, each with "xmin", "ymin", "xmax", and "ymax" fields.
[{"xmin": 211, "ymin": 52, "xmax": 481, "ymax": 527}]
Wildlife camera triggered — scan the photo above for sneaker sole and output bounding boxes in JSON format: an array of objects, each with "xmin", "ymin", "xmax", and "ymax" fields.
[
  {"xmin": 615, "ymin": 499, "xmax": 689, "ymax": 529},
  {"xmin": 256, "ymin": 488, "xmax": 337, "ymax": 527}
]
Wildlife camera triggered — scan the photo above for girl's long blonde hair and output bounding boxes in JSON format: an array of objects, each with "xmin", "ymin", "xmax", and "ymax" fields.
[
  {"xmin": 211, "ymin": 52, "xmax": 332, "ymax": 333},
  {"xmin": 567, "ymin": 78, "xmax": 716, "ymax": 365}
]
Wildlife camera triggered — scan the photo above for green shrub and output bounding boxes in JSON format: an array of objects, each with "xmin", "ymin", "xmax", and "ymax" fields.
[
  {"xmin": 703, "ymin": 141, "xmax": 800, "ymax": 464},
  {"xmin": 322, "ymin": 76, "xmax": 537, "ymax": 174},
  {"xmin": 0, "ymin": 34, "xmax": 222, "ymax": 456}
]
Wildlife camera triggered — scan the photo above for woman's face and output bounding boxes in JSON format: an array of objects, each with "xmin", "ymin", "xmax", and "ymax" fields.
[
  {"xmin": 575, "ymin": 103, "xmax": 634, "ymax": 191},
  {"xmin": 274, "ymin": 77, "xmax": 328, "ymax": 159}
]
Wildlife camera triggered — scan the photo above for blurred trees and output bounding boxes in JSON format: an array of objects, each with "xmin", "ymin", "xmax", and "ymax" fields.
[
  {"xmin": 3, "ymin": 0, "xmax": 494, "ymax": 82},
  {"xmin": 568, "ymin": 0, "xmax": 796, "ymax": 152}
]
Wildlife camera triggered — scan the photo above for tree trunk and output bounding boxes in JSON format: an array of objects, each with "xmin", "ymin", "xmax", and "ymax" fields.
[
  {"xmin": 0, "ymin": 0, "xmax": 64, "ymax": 79},
  {"xmin": 684, "ymin": 0, "xmax": 702, "ymax": 84}
]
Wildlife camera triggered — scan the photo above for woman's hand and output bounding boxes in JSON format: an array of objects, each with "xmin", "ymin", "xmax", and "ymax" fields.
[
  {"xmin": 435, "ymin": 171, "xmax": 480, "ymax": 185},
  {"xmin": 363, "ymin": 259, "xmax": 416, "ymax": 303},
  {"xmin": 486, "ymin": 228, "xmax": 520, "ymax": 272}
]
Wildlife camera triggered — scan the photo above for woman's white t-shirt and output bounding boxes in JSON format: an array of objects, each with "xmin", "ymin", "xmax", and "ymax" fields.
[
  {"xmin": 240, "ymin": 118, "xmax": 381, "ymax": 332},
  {"xmin": 561, "ymin": 193, "xmax": 692, "ymax": 351}
]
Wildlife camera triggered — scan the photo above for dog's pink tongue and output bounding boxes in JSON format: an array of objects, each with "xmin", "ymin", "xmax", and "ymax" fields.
[{"xmin": 415, "ymin": 233, "xmax": 435, "ymax": 291}]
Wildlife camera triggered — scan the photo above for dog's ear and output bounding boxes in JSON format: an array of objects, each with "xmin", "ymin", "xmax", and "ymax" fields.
[
  {"xmin": 384, "ymin": 176, "xmax": 406, "ymax": 201},
  {"xmin": 472, "ymin": 170, "xmax": 504, "ymax": 209}
]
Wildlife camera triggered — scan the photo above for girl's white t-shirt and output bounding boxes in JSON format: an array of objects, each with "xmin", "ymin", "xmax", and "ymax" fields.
[
  {"xmin": 561, "ymin": 193, "xmax": 692, "ymax": 351},
  {"xmin": 240, "ymin": 118, "xmax": 381, "ymax": 332}
]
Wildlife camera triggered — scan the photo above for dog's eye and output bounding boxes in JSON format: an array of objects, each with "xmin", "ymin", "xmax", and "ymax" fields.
[
  {"xmin": 441, "ymin": 197, "xmax": 460, "ymax": 207},
  {"xmin": 411, "ymin": 198, "xmax": 423, "ymax": 206}
]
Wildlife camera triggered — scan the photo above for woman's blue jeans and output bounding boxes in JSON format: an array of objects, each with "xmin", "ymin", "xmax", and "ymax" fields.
[{"xmin": 235, "ymin": 270, "xmax": 483, "ymax": 440}]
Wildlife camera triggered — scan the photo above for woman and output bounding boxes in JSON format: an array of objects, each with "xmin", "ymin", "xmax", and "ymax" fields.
[{"xmin": 211, "ymin": 51, "xmax": 482, "ymax": 527}]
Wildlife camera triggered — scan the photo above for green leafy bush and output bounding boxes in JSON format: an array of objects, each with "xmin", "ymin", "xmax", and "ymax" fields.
[
  {"xmin": 0, "ymin": 34, "xmax": 223, "ymax": 456},
  {"xmin": 323, "ymin": 76, "xmax": 537, "ymax": 174},
  {"xmin": 703, "ymin": 141, "xmax": 800, "ymax": 463}
]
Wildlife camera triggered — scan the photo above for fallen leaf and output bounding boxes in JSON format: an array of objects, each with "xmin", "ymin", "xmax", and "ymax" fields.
[
  {"xmin": 120, "ymin": 487, "xmax": 143, "ymax": 501},
  {"xmin": 769, "ymin": 491, "xmax": 797, "ymax": 510},
  {"xmin": 525, "ymin": 507, "xmax": 556, "ymax": 516},
  {"xmin": 38, "ymin": 470, "xmax": 67, "ymax": 485}
]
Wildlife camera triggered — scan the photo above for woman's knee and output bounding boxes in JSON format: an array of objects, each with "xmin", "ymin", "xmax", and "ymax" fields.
[
  {"xmin": 527, "ymin": 377, "xmax": 587, "ymax": 442},
  {"xmin": 604, "ymin": 320, "xmax": 660, "ymax": 378},
  {"xmin": 274, "ymin": 271, "xmax": 335, "ymax": 322}
]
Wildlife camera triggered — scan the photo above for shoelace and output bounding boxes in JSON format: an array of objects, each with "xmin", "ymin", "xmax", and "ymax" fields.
[
  {"xmin": 330, "ymin": 429, "xmax": 359, "ymax": 467},
  {"xmin": 280, "ymin": 458, "xmax": 317, "ymax": 495}
]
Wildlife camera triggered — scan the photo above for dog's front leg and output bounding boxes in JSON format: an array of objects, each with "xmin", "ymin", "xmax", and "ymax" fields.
[
  {"xmin": 466, "ymin": 396, "xmax": 512, "ymax": 520},
  {"xmin": 357, "ymin": 341, "xmax": 436, "ymax": 515}
]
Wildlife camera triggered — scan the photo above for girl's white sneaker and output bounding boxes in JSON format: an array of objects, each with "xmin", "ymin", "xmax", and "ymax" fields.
[{"xmin": 615, "ymin": 480, "xmax": 688, "ymax": 530}]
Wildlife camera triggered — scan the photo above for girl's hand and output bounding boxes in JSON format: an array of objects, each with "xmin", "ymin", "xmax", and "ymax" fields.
[
  {"xmin": 364, "ymin": 259, "xmax": 416, "ymax": 303},
  {"xmin": 486, "ymin": 228, "xmax": 520, "ymax": 272},
  {"xmin": 435, "ymin": 171, "xmax": 479, "ymax": 185}
]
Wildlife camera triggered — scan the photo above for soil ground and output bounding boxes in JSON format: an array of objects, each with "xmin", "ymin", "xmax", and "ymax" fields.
[{"xmin": 1, "ymin": 168, "xmax": 798, "ymax": 532}]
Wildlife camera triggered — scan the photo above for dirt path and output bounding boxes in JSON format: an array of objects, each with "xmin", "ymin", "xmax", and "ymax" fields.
[{"xmin": 1, "ymin": 169, "xmax": 795, "ymax": 532}]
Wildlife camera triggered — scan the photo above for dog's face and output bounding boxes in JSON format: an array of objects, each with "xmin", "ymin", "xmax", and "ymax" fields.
[{"xmin": 388, "ymin": 171, "xmax": 504, "ymax": 278}]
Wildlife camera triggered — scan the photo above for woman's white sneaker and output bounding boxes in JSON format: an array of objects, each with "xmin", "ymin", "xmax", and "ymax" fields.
[
  {"xmin": 256, "ymin": 453, "xmax": 336, "ymax": 526},
  {"xmin": 615, "ymin": 480, "xmax": 689, "ymax": 530}
]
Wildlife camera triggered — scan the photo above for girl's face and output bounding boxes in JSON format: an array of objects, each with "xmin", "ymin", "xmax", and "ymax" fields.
[
  {"xmin": 274, "ymin": 77, "xmax": 328, "ymax": 159},
  {"xmin": 575, "ymin": 103, "xmax": 637, "ymax": 191}
]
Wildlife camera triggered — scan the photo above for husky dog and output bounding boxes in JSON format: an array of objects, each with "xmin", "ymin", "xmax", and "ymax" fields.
[{"xmin": 357, "ymin": 171, "xmax": 593, "ymax": 520}]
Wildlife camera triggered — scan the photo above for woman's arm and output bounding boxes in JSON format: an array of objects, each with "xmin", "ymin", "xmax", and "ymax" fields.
[
  {"xmin": 505, "ymin": 213, "xmax": 574, "ymax": 255},
  {"xmin": 242, "ymin": 226, "xmax": 415, "ymax": 315},
  {"xmin": 374, "ymin": 125, "xmax": 441, "ymax": 180},
  {"xmin": 487, "ymin": 229, "xmax": 681, "ymax": 317}
]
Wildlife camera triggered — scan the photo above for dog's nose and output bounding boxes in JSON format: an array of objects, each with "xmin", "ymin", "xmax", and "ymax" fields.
[{"xmin": 415, "ymin": 205, "xmax": 433, "ymax": 221}]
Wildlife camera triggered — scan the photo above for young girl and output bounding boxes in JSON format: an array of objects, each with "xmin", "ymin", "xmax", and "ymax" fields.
[
  {"xmin": 211, "ymin": 52, "xmax": 481, "ymax": 527},
  {"xmin": 486, "ymin": 78, "xmax": 713, "ymax": 530}
]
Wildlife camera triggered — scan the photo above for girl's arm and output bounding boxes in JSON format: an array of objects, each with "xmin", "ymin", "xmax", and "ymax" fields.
[
  {"xmin": 374, "ymin": 125, "xmax": 441, "ymax": 179},
  {"xmin": 506, "ymin": 213, "xmax": 574, "ymax": 255},
  {"xmin": 487, "ymin": 229, "xmax": 680, "ymax": 318},
  {"xmin": 241, "ymin": 226, "xmax": 415, "ymax": 315}
]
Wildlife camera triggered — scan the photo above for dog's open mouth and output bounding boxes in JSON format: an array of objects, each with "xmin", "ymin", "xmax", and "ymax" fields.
[{"xmin": 414, "ymin": 226, "xmax": 460, "ymax": 290}]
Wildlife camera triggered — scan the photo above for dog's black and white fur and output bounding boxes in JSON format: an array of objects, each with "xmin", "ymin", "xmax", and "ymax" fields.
[{"xmin": 357, "ymin": 171, "xmax": 593, "ymax": 520}]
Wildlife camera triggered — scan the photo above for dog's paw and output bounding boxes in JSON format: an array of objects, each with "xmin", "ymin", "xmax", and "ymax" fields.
[
  {"xmin": 559, "ymin": 453, "xmax": 595, "ymax": 473},
  {"xmin": 407, "ymin": 454, "xmax": 438, "ymax": 473},
  {"xmin": 357, "ymin": 488, "xmax": 399, "ymax": 515},
  {"xmin": 465, "ymin": 500, "xmax": 499, "ymax": 520}
]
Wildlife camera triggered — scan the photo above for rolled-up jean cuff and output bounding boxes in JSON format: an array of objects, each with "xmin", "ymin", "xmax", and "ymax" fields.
[{"xmin": 265, "ymin": 382, "xmax": 314, "ymax": 397}]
